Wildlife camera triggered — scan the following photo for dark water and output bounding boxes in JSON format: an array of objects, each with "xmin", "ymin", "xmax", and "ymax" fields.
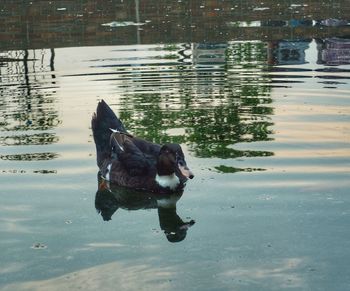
[{"xmin": 1, "ymin": 1, "xmax": 350, "ymax": 291}]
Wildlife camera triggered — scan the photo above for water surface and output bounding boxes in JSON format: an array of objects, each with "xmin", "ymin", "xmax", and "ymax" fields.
[{"xmin": 1, "ymin": 1, "xmax": 350, "ymax": 291}]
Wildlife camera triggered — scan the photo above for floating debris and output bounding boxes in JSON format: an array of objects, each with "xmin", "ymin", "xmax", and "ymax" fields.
[
  {"xmin": 31, "ymin": 243, "xmax": 47, "ymax": 250},
  {"xmin": 101, "ymin": 21, "xmax": 146, "ymax": 28},
  {"xmin": 253, "ymin": 7, "xmax": 270, "ymax": 11},
  {"xmin": 227, "ymin": 21, "xmax": 261, "ymax": 28},
  {"xmin": 33, "ymin": 170, "xmax": 57, "ymax": 174},
  {"xmin": 258, "ymin": 194, "xmax": 274, "ymax": 201}
]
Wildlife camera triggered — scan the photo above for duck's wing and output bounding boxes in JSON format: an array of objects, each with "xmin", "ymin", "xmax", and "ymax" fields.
[
  {"xmin": 110, "ymin": 132, "xmax": 154, "ymax": 176},
  {"xmin": 132, "ymin": 136, "xmax": 161, "ymax": 156}
]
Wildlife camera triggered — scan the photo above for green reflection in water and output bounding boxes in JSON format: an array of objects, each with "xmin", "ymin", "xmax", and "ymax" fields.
[
  {"xmin": 0, "ymin": 133, "xmax": 58, "ymax": 146},
  {"xmin": 118, "ymin": 42, "xmax": 274, "ymax": 161},
  {"xmin": 0, "ymin": 152, "xmax": 59, "ymax": 161},
  {"xmin": 214, "ymin": 165, "xmax": 266, "ymax": 174}
]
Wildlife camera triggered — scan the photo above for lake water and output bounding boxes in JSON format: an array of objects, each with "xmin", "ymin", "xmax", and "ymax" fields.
[{"xmin": 1, "ymin": 1, "xmax": 350, "ymax": 291}]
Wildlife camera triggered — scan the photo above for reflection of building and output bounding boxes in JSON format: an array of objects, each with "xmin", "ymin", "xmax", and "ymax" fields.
[
  {"xmin": 261, "ymin": 19, "xmax": 313, "ymax": 28},
  {"xmin": 316, "ymin": 38, "xmax": 350, "ymax": 65},
  {"xmin": 267, "ymin": 40, "xmax": 311, "ymax": 65},
  {"xmin": 319, "ymin": 19, "xmax": 348, "ymax": 27},
  {"xmin": 192, "ymin": 43, "xmax": 227, "ymax": 66}
]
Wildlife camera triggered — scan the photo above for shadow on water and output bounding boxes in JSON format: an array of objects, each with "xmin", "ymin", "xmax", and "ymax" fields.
[{"xmin": 95, "ymin": 174, "xmax": 195, "ymax": 243}]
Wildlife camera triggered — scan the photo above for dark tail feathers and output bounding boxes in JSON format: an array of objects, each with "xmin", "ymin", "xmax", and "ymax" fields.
[{"xmin": 91, "ymin": 100, "xmax": 127, "ymax": 167}]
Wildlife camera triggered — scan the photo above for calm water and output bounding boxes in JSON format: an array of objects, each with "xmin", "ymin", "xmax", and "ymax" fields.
[{"xmin": 1, "ymin": 2, "xmax": 350, "ymax": 291}]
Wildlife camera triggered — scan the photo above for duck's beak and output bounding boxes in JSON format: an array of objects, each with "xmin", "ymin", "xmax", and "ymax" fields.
[{"xmin": 178, "ymin": 161, "xmax": 194, "ymax": 179}]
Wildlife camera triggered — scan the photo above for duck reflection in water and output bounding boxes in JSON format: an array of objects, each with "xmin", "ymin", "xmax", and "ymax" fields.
[{"xmin": 95, "ymin": 175, "xmax": 195, "ymax": 243}]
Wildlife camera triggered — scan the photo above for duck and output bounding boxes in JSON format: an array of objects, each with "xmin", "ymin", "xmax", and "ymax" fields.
[{"xmin": 91, "ymin": 100, "xmax": 194, "ymax": 194}]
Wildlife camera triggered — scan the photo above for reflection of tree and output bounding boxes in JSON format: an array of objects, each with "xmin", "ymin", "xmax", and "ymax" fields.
[
  {"xmin": 0, "ymin": 132, "xmax": 58, "ymax": 146},
  {"xmin": 0, "ymin": 152, "xmax": 59, "ymax": 161},
  {"xmin": 118, "ymin": 42, "xmax": 274, "ymax": 161},
  {"xmin": 0, "ymin": 49, "xmax": 60, "ymax": 161},
  {"xmin": 0, "ymin": 50, "xmax": 60, "ymax": 131}
]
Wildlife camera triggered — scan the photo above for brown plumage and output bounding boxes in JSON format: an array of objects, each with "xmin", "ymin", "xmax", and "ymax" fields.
[{"xmin": 91, "ymin": 100, "xmax": 194, "ymax": 194}]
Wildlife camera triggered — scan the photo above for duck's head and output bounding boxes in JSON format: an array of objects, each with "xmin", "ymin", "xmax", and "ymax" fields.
[{"xmin": 157, "ymin": 143, "xmax": 194, "ymax": 180}]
